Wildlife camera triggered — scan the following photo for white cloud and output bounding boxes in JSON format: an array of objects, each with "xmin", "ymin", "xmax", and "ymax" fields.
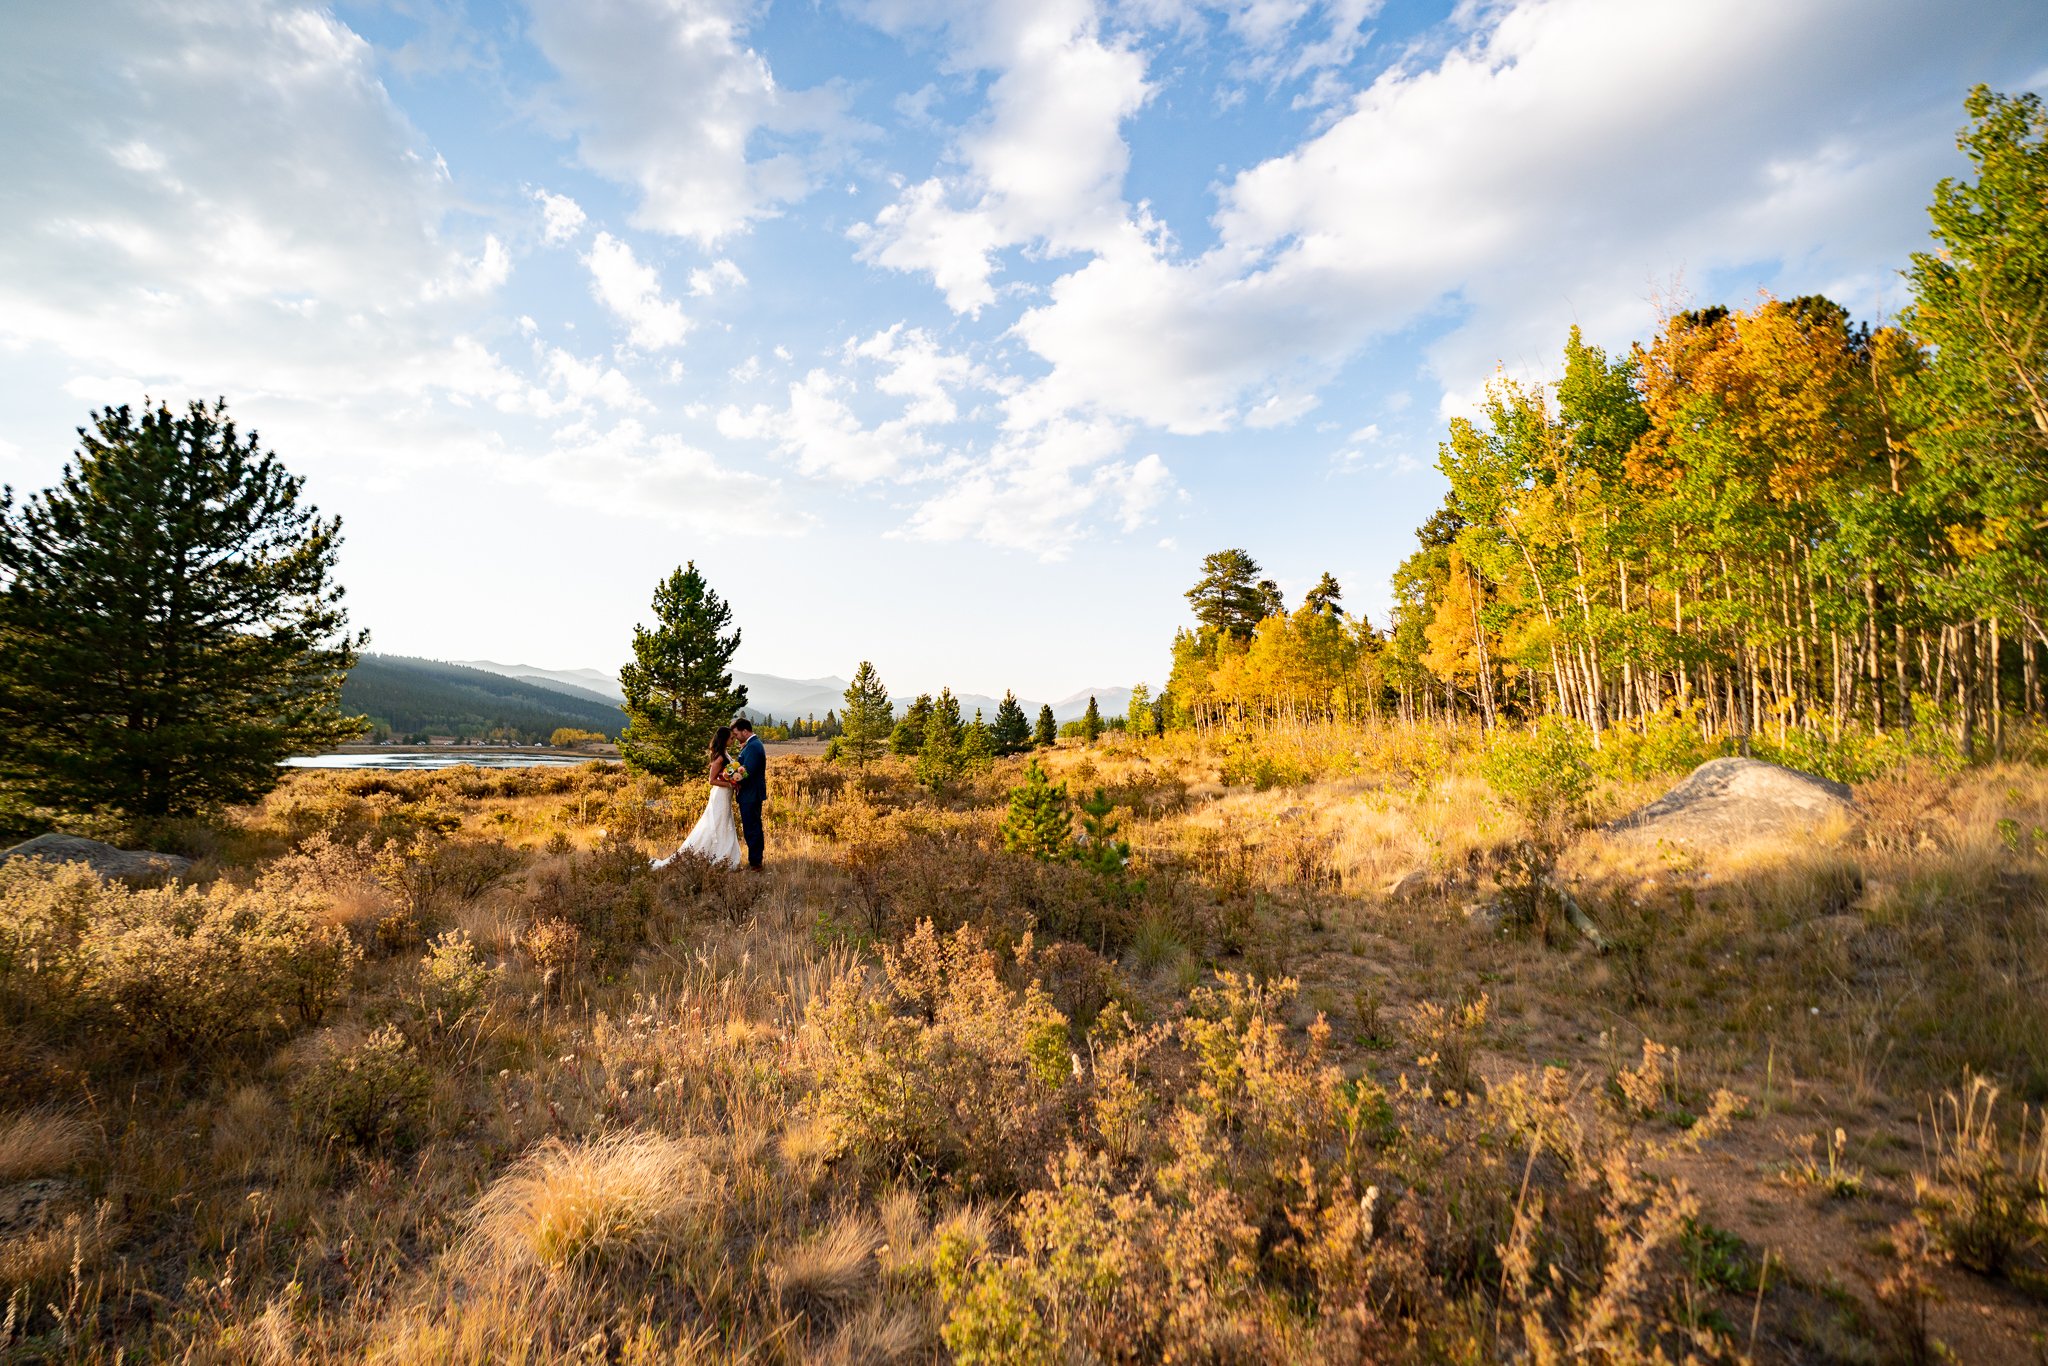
[
  {"xmin": 711, "ymin": 321, "xmax": 1164, "ymax": 554},
  {"xmin": 426, "ymin": 233, "xmax": 510, "ymax": 298},
  {"xmin": 583, "ymin": 231, "xmax": 690, "ymax": 349},
  {"xmin": 535, "ymin": 188, "xmax": 587, "ymax": 244},
  {"xmin": 849, "ymin": 324, "xmax": 995, "ymax": 427},
  {"xmin": 513, "ymin": 417, "xmax": 792, "ymax": 533},
  {"xmin": 852, "ymin": 178, "xmax": 1009, "ymax": 314},
  {"xmin": 543, "ymin": 348, "xmax": 648, "ymax": 413},
  {"xmin": 526, "ymin": 0, "xmax": 857, "ymax": 246},
  {"xmin": 899, "ymin": 417, "xmax": 1173, "ymax": 557},
  {"xmin": 1000, "ymin": 0, "xmax": 2046, "ymax": 438},
  {"xmin": 0, "ymin": 1, "xmax": 524, "ymax": 406},
  {"xmin": 850, "ymin": 0, "xmax": 1152, "ymax": 314},
  {"xmin": 718, "ymin": 369, "xmax": 936, "ymax": 483},
  {"xmin": 687, "ymin": 258, "xmax": 748, "ymax": 296},
  {"xmin": 1115, "ymin": 451, "xmax": 1173, "ymax": 530},
  {"xmin": 713, "ymin": 324, "xmax": 1167, "ymax": 553}
]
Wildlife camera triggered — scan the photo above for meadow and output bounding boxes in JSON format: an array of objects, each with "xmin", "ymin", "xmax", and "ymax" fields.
[{"xmin": 2, "ymin": 725, "xmax": 2046, "ymax": 1363}]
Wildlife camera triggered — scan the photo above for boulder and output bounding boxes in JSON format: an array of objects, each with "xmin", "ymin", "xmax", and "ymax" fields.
[
  {"xmin": 0, "ymin": 833, "xmax": 192, "ymax": 881},
  {"xmin": 1463, "ymin": 899, "xmax": 1507, "ymax": 934},
  {"xmin": 0, "ymin": 1178, "xmax": 79, "ymax": 1237},
  {"xmin": 1384, "ymin": 868, "xmax": 1436, "ymax": 900},
  {"xmin": 1606, "ymin": 758, "xmax": 1854, "ymax": 852}
]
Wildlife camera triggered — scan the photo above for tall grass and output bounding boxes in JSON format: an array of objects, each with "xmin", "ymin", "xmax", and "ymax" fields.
[{"xmin": 0, "ymin": 735, "xmax": 2043, "ymax": 1359}]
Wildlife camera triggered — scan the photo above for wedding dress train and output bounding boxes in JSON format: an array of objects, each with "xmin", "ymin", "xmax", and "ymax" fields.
[{"xmin": 654, "ymin": 784, "xmax": 745, "ymax": 869}]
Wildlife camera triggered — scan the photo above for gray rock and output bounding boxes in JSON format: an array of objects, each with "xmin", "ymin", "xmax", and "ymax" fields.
[
  {"xmin": 0, "ymin": 833, "xmax": 191, "ymax": 881},
  {"xmin": 1384, "ymin": 868, "xmax": 1435, "ymax": 900},
  {"xmin": 1463, "ymin": 900, "xmax": 1507, "ymax": 933},
  {"xmin": 1605, "ymin": 758, "xmax": 1854, "ymax": 852},
  {"xmin": 0, "ymin": 1178, "xmax": 79, "ymax": 1236}
]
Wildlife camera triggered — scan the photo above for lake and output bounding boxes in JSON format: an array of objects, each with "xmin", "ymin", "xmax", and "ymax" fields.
[{"xmin": 286, "ymin": 748, "xmax": 609, "ymax": 771}]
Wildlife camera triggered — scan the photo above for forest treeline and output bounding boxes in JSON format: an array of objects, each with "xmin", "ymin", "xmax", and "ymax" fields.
[
  {"xmin": 342, "ymin": 656, "xmax": 625, "ymax": 744},
  {"xmin": 1168, "ymin": 88, "xmax": 2047, "ymax": 756}
]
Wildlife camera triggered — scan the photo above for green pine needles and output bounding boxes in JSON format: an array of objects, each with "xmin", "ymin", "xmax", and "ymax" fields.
[
  {"xmin": 617, "ymin": 563, "xmax": 748, "ymax": 779},
  {"xmin": 1033, "ymin": 704, "xmax": 1057, "ymax": 749},
  {"xmin": 914, "ymin": 688, "xmax": 965, "ymax": 792},
  {"xmin": 992, "ymin": 691, "xmax": 1032, "ymax": 756},
  {"xmin": 1000, "ymin": 761, "xmax": 1072, "ymax": 860},
  {"xmin": 1000, "ymin": 763, "xmax": 1143, "ymax": 903},
  {"xmin": 838, "ymin": 661, "xmax": 893, "ymax": 767},
  {"xmin": 0, "ymin": 399, "xmax": 363, "ymax": 826}
]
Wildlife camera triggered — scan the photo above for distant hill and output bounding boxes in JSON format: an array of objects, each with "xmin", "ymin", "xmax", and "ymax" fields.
[
  {"xmin": 451, "ymin": 659, "xmax": 1132, "ymax": 725},
  {"xmin": 344, "ymin": 656, "xmax": 626, "ymax": 743},
  {"xmin": 451, "ymin": 661, "xmax": 622, "ymax": 701}
]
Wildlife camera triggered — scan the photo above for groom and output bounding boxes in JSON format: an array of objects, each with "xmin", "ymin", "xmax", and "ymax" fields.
[{"xmin": 729, "ymin": 717, "xmax": 768, "ymax": 871}]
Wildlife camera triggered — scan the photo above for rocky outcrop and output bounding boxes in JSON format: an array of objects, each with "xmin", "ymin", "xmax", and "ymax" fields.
[
  {"xmin": 0, "ymin": 1178, "xmax": 80, "ymax": 1238},
  {"xmin": 1606, "ymin": 758, "xmax": 1854, "ymax": 851},
  {"xmin": 0, "ymin": 832, "xmax": 192, "ymax": 880}
]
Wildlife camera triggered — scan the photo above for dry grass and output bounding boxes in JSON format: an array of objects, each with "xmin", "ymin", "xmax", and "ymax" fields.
[
  {"xmin": 1, "ymin": 733, "xmax": 2045, "ymax": 1360},
  {"xmin": 465, "ymin": 1129, "xmax": 710, "ymax": 1275},
  {"xmin": 0, "ymin": 1108, "xmax": 91, "ymax": 1184}
]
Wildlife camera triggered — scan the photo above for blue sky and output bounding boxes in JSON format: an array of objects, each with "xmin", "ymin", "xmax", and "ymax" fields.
[{"xmin": 1, "ymin": 0, "xmax": 2043, "ymax": 700}]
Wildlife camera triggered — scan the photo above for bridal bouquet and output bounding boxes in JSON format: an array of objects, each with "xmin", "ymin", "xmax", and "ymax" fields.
[{"xmin": 727, "ymin": 763, "xmax": 748, "ymax": 784}]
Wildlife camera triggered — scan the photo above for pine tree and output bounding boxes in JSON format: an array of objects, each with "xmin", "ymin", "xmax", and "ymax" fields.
[
  {"xmin": 0, "ymin": 399, "xmax": 363, "ymax": 823},
  {"xmin": 1186, "ymin": 549, "xmax": 1268, "ymax": 638},
  {"xmin": 930, "ymin": 688, "xmax": 963, "ymax": 749},
  {"xmin": 960, "ymin": 707, "xmax": 995, "ymax": 772},
  {"xmin": 1073, "ymin": 787, "xmax": 1137, "ymax": 902},
  {"xmin": 1034, "ymin": 704, "xmax": 1057, "ymax": 748},
  {"xmin": 1082, "ymin": 695, "xmax": 1103, "ymax": 744},
  {"xmin": 1000, "ymin": 761, "xmax": 1072, "ymax": 859},
  {"xmin": 915, "ymin": 690, "xmax": 964, "ymax": 791},
  {"xmin": 617, "ymin": 562, "xmax": 747, "ymax": 779},
  {"xmin": 991, "ymin": 691, "xmax": 1031, "ymax": 755},
  {"xmin": 1304, "ymin": 572, "xmax": 1344, "ymax": 615},
  {"xmin": 890, "ymin": 693, "xmax": 932, "ymax": 755},
  {"xmin": 839, "ymin": 661, "xmax": 892, "ymax": 766}
]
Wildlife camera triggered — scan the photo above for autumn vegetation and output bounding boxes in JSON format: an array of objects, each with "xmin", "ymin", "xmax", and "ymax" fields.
[
  {"xmin": 3, "ymin": 87, "xmax": 2047, "ymax": 1365},
  {"xmin": 1168, "ymin": 88, "xmax": 2048, "ymax": 771},
  {"xmin": 1, "ymin": 722, "xmax": 2046, "ymax": 1360}
]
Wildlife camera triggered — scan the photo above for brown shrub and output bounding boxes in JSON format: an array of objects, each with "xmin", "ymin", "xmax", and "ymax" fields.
[
  {"xmin": 291, "ymin": 1024, "xmax": 433, "ymax": 1152},
  {"xmin": 0, "ymin": 859, "xmax": 359, "ymax": 1058}
]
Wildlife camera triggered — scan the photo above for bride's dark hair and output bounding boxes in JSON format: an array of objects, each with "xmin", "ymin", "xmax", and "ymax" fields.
[{"xmin": 708, "ymin": 725, "xmax": 732, "ymax": 761}]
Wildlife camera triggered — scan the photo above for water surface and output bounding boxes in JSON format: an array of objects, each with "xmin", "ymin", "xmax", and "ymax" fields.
[{"xmin": 286, "ymin": 749, "xmax": 606, "ymax": 771}]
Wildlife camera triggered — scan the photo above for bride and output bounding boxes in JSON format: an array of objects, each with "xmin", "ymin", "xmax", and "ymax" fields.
[{"xmin": 653, "ymin": 725, "xmax": 746, "ymax": 869}]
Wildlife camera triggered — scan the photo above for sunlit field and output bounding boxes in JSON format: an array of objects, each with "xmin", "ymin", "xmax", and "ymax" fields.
[{"xmin": 4, "ymin": 726, "xmax": 2047, "ymax": 1362}]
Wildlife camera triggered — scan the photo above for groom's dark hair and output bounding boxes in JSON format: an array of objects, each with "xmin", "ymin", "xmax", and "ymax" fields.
[{"xmin": 730, "ymin": 717, "xmax": 753, "ymax": 733}]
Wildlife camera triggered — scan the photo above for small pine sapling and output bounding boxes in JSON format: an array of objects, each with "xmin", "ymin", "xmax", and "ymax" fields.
[
  {"xmin": 960, "ymin": 709, "xmax": 995, "ymax": 773},
  {"xmin": 1074, "ymin": 788, "xmax": 1141, "ymax": 905},
  {"xmin": 1001, "ymin": 762, "xmax": 1072, "ymax": 860}
]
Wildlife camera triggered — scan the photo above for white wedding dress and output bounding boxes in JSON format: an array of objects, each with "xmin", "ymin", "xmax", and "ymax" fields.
[{"xmin": 654, "ymin": 783, "xmax": 745, "ymax": 869}]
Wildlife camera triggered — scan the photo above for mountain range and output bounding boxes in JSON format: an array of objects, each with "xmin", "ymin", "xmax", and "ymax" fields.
[
  {"xmin": 450, "ymin": 660, "xmax": 1133, "ymax": 725},
  {"xmin": 344, "ymin": 656, "xmax": 626, "ymax": 742}
]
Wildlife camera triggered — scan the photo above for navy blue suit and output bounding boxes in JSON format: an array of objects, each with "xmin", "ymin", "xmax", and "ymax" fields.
[{"xmin": 734, "ymin": 734, "xmax": 767, "ymax": 868}]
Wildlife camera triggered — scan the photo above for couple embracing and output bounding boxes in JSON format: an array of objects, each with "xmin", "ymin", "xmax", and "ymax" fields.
[{"xmin": 654, "ymin": 717, "xmax": 766, "ymax": 872}]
